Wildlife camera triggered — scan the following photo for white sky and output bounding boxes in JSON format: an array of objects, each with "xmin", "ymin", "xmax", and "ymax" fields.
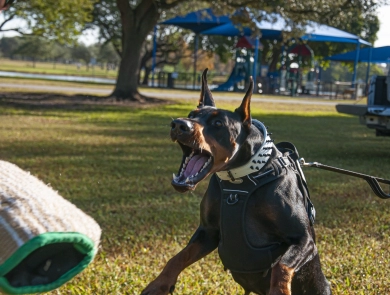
[
  {"xmin": 373, "ymin": 5, "xmax": 390, "ymax": 47},
  {"xmin": 0, "ymin": 6, "xmax": 390, "ymax": 47}
]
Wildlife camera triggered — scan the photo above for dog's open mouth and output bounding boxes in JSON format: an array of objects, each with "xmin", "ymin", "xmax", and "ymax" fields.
[{"xmin": 172, "ymin": 143, "xmax": 214, "ymax": 192}]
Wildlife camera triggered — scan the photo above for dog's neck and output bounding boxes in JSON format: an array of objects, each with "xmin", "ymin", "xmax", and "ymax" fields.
[{"xmin": 216, "ymin": 120, "xmax": 273, "ymax": 182}]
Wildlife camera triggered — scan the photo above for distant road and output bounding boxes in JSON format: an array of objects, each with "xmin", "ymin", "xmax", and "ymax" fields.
[{"xmin": 0, "ymin": 82, "xmax": 340, "ymax": 106}]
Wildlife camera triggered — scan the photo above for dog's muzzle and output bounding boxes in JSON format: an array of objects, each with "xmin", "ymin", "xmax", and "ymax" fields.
[{"xmin": 170, "ymin": 119, "xmax": 193, "ymax": 141}]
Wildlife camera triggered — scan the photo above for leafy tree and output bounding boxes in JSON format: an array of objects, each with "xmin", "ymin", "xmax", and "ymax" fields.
[
  {"xmin": 72, "ymin": 43, "xmax": 92, "ymax": 70},
  {"xmin": 88, "ymin": 0, "xmax": 384, "ymax": 102},
  {"xmin": 48, "ymin": 42, "xmax": 71, "ymax": 69},
  {"xmin": 321, "ymin": 61, "xmax": 384, "ymax": 82},
  {"xmin": 14, "ymin": 36, "xmax": 50, "ymax": 67},
  {"xmin": 90, "ymin": 0, "xmax": 198, "ymax": 101},
  {"xmin": 96, "ymin": 42, "xmax": 120, "ymax": 71},
  {"xmin": 0, "ymin": 0, "xmax": 96, "ymax": 44},
  {"xmin": 0, "ymin": 36, "xmax": 22, "ymax": 58},
  {"xmin": 138, "ymin": 26, "xmax": 193, "ymax": 85},
  {"xmin": 309, "ymin": 7, "xmax": 380, "ymax": 69}
]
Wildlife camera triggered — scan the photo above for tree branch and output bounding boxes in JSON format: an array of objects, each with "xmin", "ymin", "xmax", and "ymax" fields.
[
  {"xmin": 0, "ymin": 12, "xmax": 15, "ymax": 31},
  {"xmin": 135, "ymin": 0, "xmax": 154, "ymax": 21},
  {"xmin": 0, "ymin": 27, "xmax": 24, "ymax": 33},
  {"xmin": 111, "ymin": 41, "xmax": 122, "ymax": 57}
]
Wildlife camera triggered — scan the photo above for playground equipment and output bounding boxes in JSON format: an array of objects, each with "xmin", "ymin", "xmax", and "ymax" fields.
[
  {"xmin": 336, "ymin": 72, "xmax": 390, "ymax": 136},
  {"xmin": 215, "ymin": 36, "xmax": 261, "ymax": 92},
  {"xmin": 281, "ymin": 43, "xmax": 315, "ymax": 96}
]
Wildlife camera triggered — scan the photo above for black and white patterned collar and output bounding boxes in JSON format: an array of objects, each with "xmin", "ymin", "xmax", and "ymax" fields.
[{"xmin": 216, "ymin": 120, "xmax": 273, "ymax": 182}]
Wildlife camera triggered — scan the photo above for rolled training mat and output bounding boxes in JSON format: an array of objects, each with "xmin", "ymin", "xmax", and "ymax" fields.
[{"xmin": 0, "ymin": 160, "xmax": 101, "ymax": 294}]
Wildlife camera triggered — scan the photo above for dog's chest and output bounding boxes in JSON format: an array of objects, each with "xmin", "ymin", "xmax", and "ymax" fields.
[{"xmin": 216, "ymin": 173, "xmax": 287, "ymax": 273}]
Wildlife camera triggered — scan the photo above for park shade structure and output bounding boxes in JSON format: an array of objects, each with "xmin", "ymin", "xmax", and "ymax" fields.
[
  {"xmin": 155, "ymin": 9, "xmax": 371, "ymax": 91},
  {"xmin": 326, "ymin": 46, "xmax": 390, "ymax": 86},
  {"xmin": 325, "ymin": 46, "xmax": 390, "ymax": 63},
  {"xmin": 325, "ymin": 47, "xmax": 390, "ymax": 88}
]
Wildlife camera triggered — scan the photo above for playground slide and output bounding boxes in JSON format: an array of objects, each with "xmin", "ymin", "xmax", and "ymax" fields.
[{"xmin": 214, "ymin": 71, "xmax": 245, "ymax": 91}]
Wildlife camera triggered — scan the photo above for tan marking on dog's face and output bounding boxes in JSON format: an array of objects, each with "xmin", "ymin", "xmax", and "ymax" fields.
[
  {"xmin": 193, "ymin": 121, "xmax": 236, "ymax": 172},
  {"xmin": 192, "ymin": 123, "xmax": 212, "ymax": 154}
]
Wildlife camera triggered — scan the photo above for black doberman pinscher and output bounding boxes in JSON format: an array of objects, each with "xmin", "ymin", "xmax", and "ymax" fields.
[{"xmin": 141, "ymin": 69, "xmax": 332, "ymax": 295}]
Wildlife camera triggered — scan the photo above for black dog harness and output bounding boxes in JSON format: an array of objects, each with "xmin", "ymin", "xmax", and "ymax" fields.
[{"xmin": 217, "ymin": 142, "xmax": 315, "ymax": 274}]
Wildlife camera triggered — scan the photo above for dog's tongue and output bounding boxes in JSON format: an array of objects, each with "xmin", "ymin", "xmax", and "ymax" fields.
[{"xmin": 184, "ymin": 155, "xmax": 208, "ymax": 177}]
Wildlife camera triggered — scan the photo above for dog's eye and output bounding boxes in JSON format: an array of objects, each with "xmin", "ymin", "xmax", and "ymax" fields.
[{"xmin": 214, "ymin": 120, "xmax": 223, "ymax": 127}]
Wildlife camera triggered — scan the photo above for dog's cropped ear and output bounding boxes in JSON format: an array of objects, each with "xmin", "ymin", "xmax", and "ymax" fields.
[
  {"xmin": 198, "ymin": 68, "xmax": 216, "ymax": 108},
  {"xmin": 235, "ymin": 77, "xmax": 253, "ymax": 129}
]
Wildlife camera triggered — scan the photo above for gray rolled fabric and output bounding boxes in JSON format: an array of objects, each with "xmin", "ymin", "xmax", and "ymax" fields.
[{"xmin": 0, "ymin": 160, "xmax": 101, "ymax": 294}]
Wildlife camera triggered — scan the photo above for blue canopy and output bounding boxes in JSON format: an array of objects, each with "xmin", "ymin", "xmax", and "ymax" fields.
[
  {"xmin": 201, "ymin": 16, "xmax": 370, "ymax": 45},
  {"xmin": 157, "ymin": 9, "xmax": 371, "ymax": 90},
  {"xmin": 160, "ymin": 8, "xmax": 231, "ymax": 34},
  {"xmin": 199, "ymin": 12, "xmax": 287, "ymax": 40},
  {"xmin": 201, "ymin": 22, "xmax": 283, "ymax": 39},
  {"xmin": 326, "ymin": 46, "xmax": 390, "ymax": 63},
  {"xmin": 301, "ymin": 22, "xmax": 370, "ymax": 45}
]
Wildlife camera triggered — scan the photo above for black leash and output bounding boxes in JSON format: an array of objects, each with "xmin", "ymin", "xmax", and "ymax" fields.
[{"xmin": 299, "ymin": 158, "xmax": 390, "ymax": 199}]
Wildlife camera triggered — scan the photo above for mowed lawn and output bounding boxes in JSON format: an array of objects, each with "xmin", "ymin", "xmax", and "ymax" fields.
[
  {"xmin": 0, "ymin": 96, "xmax": 389, "ymax": 295},
  {"xmin": 0, "ymin": 58, "xmax": 117, "ymax": 79}
]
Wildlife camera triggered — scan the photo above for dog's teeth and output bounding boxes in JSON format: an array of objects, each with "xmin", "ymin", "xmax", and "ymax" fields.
[
  {"xmin": 185, "ymin": 177, "xmax": 190, "ymax": 183},
  {"xmin": 195, "ymin": 173, "xmax": 198, "ymax": 177},
  {"xmin": 173, "ymin": 173, "xmax": 176, "ymax": 179}
]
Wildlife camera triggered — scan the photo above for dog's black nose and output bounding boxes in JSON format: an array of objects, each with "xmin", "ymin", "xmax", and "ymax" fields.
[{"xmin": 171, "ymin": 119, "xmax": 193, "ymax": 134}]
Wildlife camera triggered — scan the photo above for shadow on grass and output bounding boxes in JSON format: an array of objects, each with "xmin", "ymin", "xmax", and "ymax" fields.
[
  {"xmin": 0, "ymin": 97, "xmax": 389, "ymax": 244},
  {"xmin": 0, "ymin": 92, "xmax": 170, "ymax": 111},
  {"xmin": 3, "ymin": 94, "xmax": 390, "ymax": 294}
]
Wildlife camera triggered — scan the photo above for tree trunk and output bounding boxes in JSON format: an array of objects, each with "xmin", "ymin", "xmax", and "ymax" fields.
[
  {"xmin": 111, "ymin": 0, "xmax": 159, "ymax": 102},
  {"xmin": 142, "ymin": 67, "xmax": 151, "ymax": 85},
  {"xmin": 138, "ymin": 48, "xmax": 151, "ymax": 85}
]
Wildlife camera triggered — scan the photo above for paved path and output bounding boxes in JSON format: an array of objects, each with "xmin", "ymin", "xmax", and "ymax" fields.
[
  {"xmin": 0, "ymin": 82, "xmax": 340, "ymax": 106},
  {"xmin": 0, "ymin": 82, "xmax": 111, "ymax": 95}
]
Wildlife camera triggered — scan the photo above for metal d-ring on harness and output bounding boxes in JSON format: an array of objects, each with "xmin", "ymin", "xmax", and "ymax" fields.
[
  {"xmin": 299, "ymin": 158, "xmax": 390, "ymax": 199},
  {"xmin": 227, "ymin": 193, "xmax": 239, "ymax": 205}
]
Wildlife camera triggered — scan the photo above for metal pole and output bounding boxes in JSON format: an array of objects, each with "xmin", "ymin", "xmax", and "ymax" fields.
[
  {"xmin": 253, "ymin": 36, "xmax": 260, "ymax": 93},
  {"xmin": 151, "ymin": 26, "xmax": 157, "ymax": 87},
  {"xmin": 316, "ymin": 65, "xmax": 321, "ymax": 96},
  {"xmin": 193, "ymin": 33, "xmax": 199, "ymax": 90},
  {"xmin": 352, "ymin": 41, "xmax": 360, "ymax": 87},
  {"xmin": 365, "ymin": 46, "xmax": 372, "ymax": 95},
  {"xmin": 280, "ymin": 43, "xmax": 286, "ymax": 93}
]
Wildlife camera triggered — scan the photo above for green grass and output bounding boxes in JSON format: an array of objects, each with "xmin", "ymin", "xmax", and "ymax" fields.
[
  {"xmin": 0, "ymin": 97, "xmax": 389, "ymax": 295},
  {"xmin": 0, "ymin": 58, "xmax": 117, "ymax": 79}
]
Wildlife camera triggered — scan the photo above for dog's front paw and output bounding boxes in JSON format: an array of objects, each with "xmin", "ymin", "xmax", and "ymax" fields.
[{"xmin": 141, "ymin": 279, "xmax": 175, "ymax": 295}]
